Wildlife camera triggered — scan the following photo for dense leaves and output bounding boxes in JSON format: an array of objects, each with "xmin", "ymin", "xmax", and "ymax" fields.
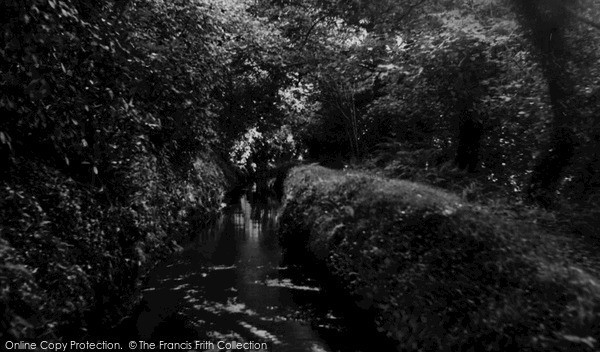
[
  {"xmin": 0, "ymin": 0, "xmax": 247, "ymax": 339},
  {"xmin": 2, "ymin": 0, "xmax": 600, "ymax": 344},
  {"xmin": 280, "ymin": 165, "xmax": 600, "ymax": 351},
  {"xmin": 251, "ymin": 0, "xmax": 600, "ymax": 207}
]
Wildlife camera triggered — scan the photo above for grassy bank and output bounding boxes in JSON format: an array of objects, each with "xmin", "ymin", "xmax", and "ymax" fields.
[
  {"xmin": 279, "ymin": 165, "xmax": 600, "ymax": 351},
  {"xmin": 0, "ymin": 152, "xmax": 229, "ymax": 340}
]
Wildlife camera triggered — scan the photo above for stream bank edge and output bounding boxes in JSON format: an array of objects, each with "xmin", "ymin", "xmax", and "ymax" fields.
[{"xmin": 278, "ymin": 165, "xmax": 600, "ymax": 351}]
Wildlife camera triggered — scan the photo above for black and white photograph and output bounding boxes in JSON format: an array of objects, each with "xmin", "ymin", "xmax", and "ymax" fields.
[{"xmin": 1, "ymin": 0, "xmax": 599, "ymax": 351}]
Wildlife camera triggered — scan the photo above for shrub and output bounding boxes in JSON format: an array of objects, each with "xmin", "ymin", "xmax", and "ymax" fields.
[
  {"xmin": 0, "ymin": 153, "xmax": 227, "ymax": 340},
  {"xmin": 279, "ymin": 165, "xmax": 600, "ymax": 351}
]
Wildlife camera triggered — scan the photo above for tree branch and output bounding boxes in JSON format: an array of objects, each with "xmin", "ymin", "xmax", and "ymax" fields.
[{"xmin": 300, "ymin": 15, "xmax": 328, "ymax": 48}]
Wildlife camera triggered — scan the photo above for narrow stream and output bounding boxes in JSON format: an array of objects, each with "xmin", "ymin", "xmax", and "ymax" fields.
[{"xmin": 132, "ymin": 188, "xmax": 367, "ymax": 352}]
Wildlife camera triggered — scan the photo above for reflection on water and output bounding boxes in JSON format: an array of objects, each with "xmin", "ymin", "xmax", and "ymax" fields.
[{"xmin": 134, "ymin": 189, "xmax": 363, "ymax": 352}]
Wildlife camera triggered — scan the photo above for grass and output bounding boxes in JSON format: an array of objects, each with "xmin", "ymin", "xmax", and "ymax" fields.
[{"xmin": 279, "ymin": 164, "xmax": 600, "ymax": 351}]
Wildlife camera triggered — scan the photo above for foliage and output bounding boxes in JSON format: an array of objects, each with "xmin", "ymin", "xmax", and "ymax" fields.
[
  {"xmin": 0, "ymin": 0, "xmax": 250, "ymax": 339},
  {"xmin": 280, "ymin": 165, "xmax": 600, "ymax": 351},
  {"xmin": 254, "ymin": 0, "xmax": 600, "ymax": 209},
  {"xmin": 0, "ymin": 153, "xmax": 226, "ymax": 339},
  {"xmin": 229, "ymin": 125, "xmax": 299, "ymax": 174},
  {"xmin": 2, "ymin": 0, "xmax": 600, "ymax": 342}
]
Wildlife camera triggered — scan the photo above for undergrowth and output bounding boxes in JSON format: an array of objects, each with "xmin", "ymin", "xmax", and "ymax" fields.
[
  {"xmin": 0, "ymin": 153, "xmax": 227, "ymax": 340},
  {"xmin": 279, "ymin": 165, "xmax": 600, "ymax": 351}
]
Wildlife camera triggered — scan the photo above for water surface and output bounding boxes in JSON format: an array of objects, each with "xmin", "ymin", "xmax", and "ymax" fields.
[{"xmin": 135, "ymin": 189, "xmax": 367, "ymax": 351}]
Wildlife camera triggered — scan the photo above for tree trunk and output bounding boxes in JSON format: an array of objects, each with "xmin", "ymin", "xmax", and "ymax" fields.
[
  {"xmin": 527, "ymin": 70, "xmax": 576, "ymax": 203},
  {"xmin": 511, "ymin": 0, "xmax": 577, "ymax": 204}
]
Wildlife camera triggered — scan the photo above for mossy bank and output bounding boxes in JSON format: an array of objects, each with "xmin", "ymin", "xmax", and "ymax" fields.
[{"xmin": 279, "ymin": 165, "xmax": 600, "ymax": 351}]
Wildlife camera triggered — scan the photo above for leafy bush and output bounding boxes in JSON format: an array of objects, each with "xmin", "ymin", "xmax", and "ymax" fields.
[
  {"xmin": 279, "ymin": 165, "xmax": 600, "ymax": 351},
  {"xmin": 0, "ymin": 162, "xmax": 228, "ymax": 338},
  {"xmin": 229, "ymin": 125, "xmax": 299, "ymax": 174},
  {"xmin": 0, "ymin": 0, "xmax": 245, "ymax": 339},
  {"xmin": 0, "ymin": 152, "xmax": 227, "ymax": 340}
]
